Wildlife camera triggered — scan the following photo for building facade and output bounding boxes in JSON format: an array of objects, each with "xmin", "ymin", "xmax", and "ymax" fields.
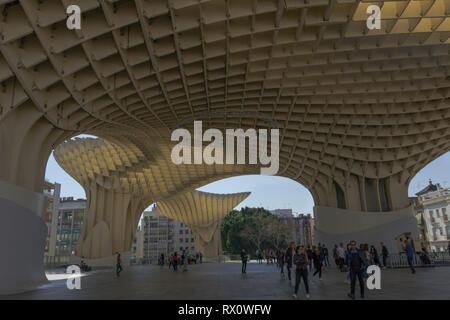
[
  {"xmin": 43, "ymin": 181, "xmax": 86, "ymax": 265},
  {"xmin": 416, "ymin": 181, "xmax": 450, "ymax": 253},
  {"xmin": 139, "ymin": 207, "xmax": 196, "ymax": 264},
  {"xmin": 272, "ymin": 209, "xmax": 314, "ymax": 247},
  {"xmin": 270, "ymin": 209, "xmax": 294, "ymax": 219}
]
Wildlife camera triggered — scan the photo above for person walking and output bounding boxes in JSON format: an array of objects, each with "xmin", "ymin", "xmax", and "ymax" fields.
[
  {"xmin": 240, "ymin": 249, "xmax": 248, "ymax": 274},
  {"xmin": 380, "ymin": 242, "xmax": 389, "ymax": 269},
  {"xmin": 370, "ymin": 245, "xmax": 380, "ymax": 266},
  {"xmin": 182, "ymin": 251, "xmax": 188, "ymax": 272},
  {"xmin": 173, "ymin": 252, "xmax": 179, "ymax": 271},
  {"xmin": 322, "ymin": 244, "xmax": 329, "ymax": 267},
  {"xmin": 116, "ymin": 252, "xmax": 123, "ymax": 277},
  {"xmin": 333, "ymin": 244, "xmax": 339, "ymax": 266},
  {"xmin": 337, "ymin": 243, "xmax": 346, "ymax": 271},
  {"xmin": 346, "ymin": 240, "xmax": 365, "ymax": 300},
  {"xmin": 159, "ymin": 253, "xmax": 165, "ymax": 268},
  {"xmin": 420, "ymin": 245, "xmax": 431, "ymax": 265},
  {"xmin": 181, "ymin": 250, "xmax": 186, "ymax": 267},
  {"xmin": 404, "ymin": 240, "xmax": 416, "ymax": 274},
  {"xmin": 199, "ymin": 252, "xmax": 203, "ymax": 264},
  {"xmin": 256, "ymin": 249, "xmax": 260, "ymax": 264},
  {"xmin": 312, "ymin": 247, "xmax": 323, "ymax": 280},
  {"xmin": 285, "ymin": 242, "xmax": 296, "ymax": 286},
  {"xmin": 306, "ymin": 246, "xmax": 313, "ymax": 271},
  {"xmin": 292, "ymin": 246, "xmax": 310, "ymax": 299},
  {"xmin": 279, "ymin": 248, "xmax": 285, "ymax": 278}
]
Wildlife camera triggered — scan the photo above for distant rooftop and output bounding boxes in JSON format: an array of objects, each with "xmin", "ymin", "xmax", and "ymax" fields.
[{"xmin": 415, "ymin": 180, "xmax": 439, "ymax": 196}]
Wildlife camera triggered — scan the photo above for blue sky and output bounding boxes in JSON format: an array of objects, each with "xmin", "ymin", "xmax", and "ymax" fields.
[{"xmin": 45, "ymin": 136, "xmax": 450, "ymax": 216}]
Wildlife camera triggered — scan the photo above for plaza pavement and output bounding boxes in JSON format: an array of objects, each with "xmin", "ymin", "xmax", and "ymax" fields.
[{"xmin": 2, "ymin": 262, "xmax": 450, "ymax": 300}]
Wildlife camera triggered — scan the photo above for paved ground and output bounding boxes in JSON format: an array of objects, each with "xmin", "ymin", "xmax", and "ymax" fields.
[{"xmin": 3, "ymin": 262, "xmax": 450, "ymax": 300}]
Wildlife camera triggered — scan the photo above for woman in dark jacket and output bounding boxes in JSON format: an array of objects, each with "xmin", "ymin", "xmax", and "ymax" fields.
[
  {"xmin": 292, "ymin": 246, "xmax": 310, "ymax": 299},
  {"xmin": 312, "ymin": 247, "xmax": 323, "ymax": 280}
]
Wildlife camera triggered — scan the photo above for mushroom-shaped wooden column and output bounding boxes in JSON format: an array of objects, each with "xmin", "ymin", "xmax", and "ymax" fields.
[{"xmin": 156, "ymin": 190, "xmax": 250, "ymax": 257}]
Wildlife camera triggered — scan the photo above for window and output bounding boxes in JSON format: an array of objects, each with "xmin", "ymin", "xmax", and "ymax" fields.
[
  {"xmin": 179, "ymin": 230, "xmax": 183, "ymax": 234},
  {"xmin": 191, "ymin": 238, "xmax": 194, "ymax": 243},
  {"xmin": 180, "ymin": 238, "xmax": 183, "ymax": 243},
  {"xmin": 334, "ymin": 182, "xmax": 346, "ymax": 209},
  {"xmin": 185, "ymin": 230, "xmax": 189, "ymax": 234},
  {"xmin": 379, "ymin": 178, "xmax": 390, "ymax": 211},
  {"xmin": 185, "ymin": 238, "xmax": 189, "ymax": 242},
  {"xmin": 365, "ymin": 178, "xmax": 378, "ymax": 212}
]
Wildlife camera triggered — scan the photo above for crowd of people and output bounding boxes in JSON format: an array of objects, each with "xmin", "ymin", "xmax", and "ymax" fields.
[
  {"xmin": 240, "ymin": 238, "xmax": 421, "ymax": 300},
  {"xmin": 166, "ymin": 251, "xmax": 203, "ymax": 272}
]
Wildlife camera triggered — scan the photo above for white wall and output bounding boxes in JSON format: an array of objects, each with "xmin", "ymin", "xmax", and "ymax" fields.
[{"xmin": 314, "ymin": 205, "xmax": 419, "ymax": 254}]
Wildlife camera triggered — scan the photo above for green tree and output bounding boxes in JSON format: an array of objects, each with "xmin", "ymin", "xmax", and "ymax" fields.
[{"xmin": 221, "ymin": 206, "xmax": 286, "ymax": 255}]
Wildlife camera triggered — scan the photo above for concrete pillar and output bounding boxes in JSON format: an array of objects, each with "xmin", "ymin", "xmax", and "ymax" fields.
[
  {"xmin": 0, "ymin": 181, "xmax": 49, "ymax": 295},
  {"xmin": 75, "ymin": 180, "xmax": 149, "ymax": 260},
  {"xmin": 0, "ymin": 109, "xmax": 71, "ymax": 294}
]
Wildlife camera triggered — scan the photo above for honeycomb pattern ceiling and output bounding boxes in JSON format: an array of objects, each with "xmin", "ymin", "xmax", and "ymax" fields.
[
  {"xmin": 156, "ymin": 190, "xmax": 251, "ymax": 227},
  {"xmin": 54, "ymin": 138, "xmax": 257, "ymax": 202},
  {"xmin": 1, "ymin": 0, "xmax": 450, "ymax": 200}
]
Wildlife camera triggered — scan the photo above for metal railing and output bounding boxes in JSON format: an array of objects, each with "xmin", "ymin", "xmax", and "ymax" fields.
[
  {"xmin": 429, "ymin": 252, "xmax": 450, "ymax": 265},
  {"xmin": 382, "ymin": 252, "xmax": 450, "ymax": 268}
]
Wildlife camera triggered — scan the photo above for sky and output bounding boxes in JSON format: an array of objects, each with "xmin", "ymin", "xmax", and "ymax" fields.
[{"xmin": 45, "ymin": 135, "xmax": 450, "ymax": 217}]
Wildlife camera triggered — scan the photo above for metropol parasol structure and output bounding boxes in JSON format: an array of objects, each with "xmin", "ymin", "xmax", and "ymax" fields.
[{"xmin": 0, "ymin": 0, "xmax": 449, "ymax": 294}]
